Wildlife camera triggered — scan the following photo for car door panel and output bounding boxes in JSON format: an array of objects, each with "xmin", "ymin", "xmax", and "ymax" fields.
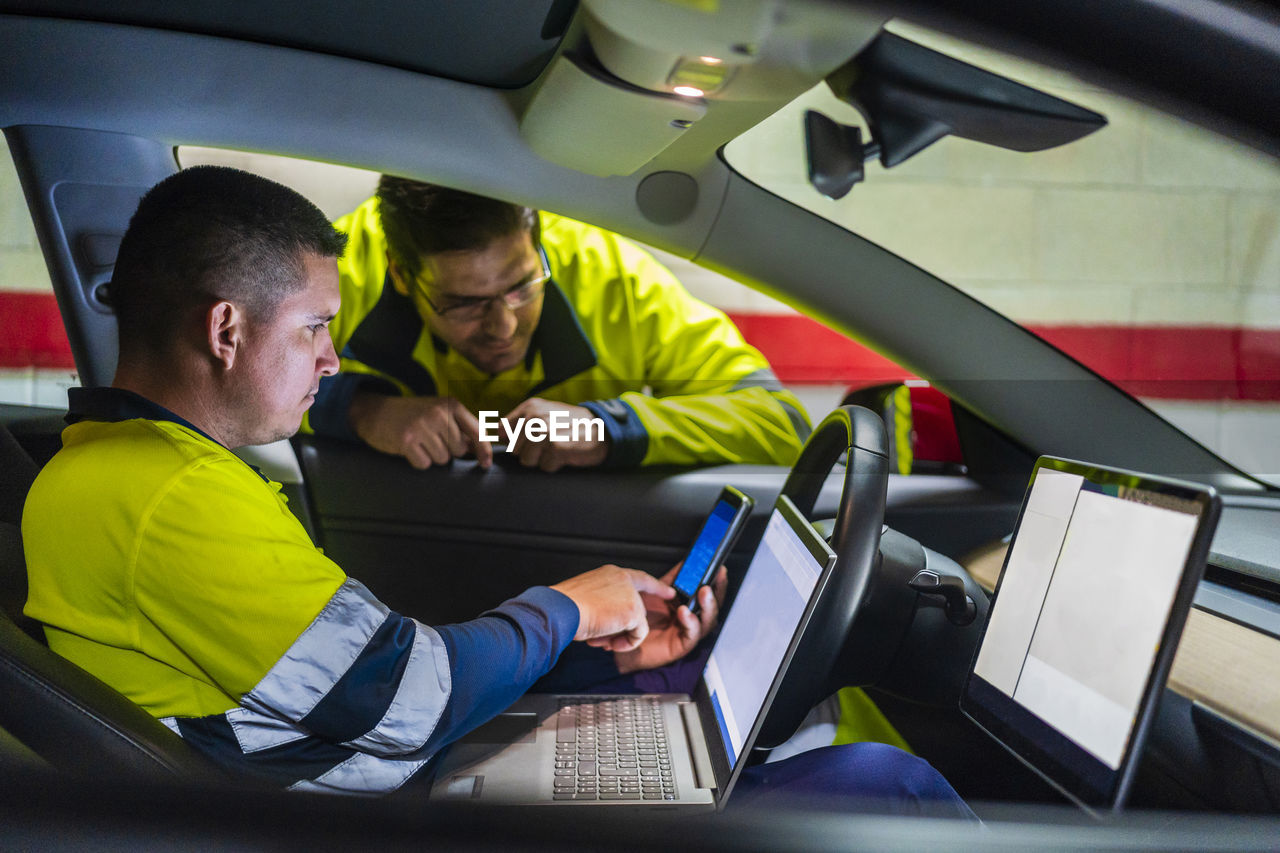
[
  {"xmin": 295, "ymin": 436, "xmax": 826, "ymax": 620},
  {"xmin": 4, "ymin": 396, "xmax": 1024, "ymax": 623},
  {"xmin": 295, "ymin": 435, "xmax": 1022, "ymax": 621}
]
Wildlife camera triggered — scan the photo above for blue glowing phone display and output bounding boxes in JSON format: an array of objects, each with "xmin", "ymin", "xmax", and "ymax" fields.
[{"xmin": 673, "ymin": 500, "xmax": 738, "ymax": 599}]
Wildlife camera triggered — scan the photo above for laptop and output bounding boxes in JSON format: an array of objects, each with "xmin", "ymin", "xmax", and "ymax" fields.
[
  {"xmin": 429, "ymin": 493, "xmax": 837, "ymax": 810},
  {"xmin": 960, "ymin": 457, "xmax": 1221, "ymax": 813}
]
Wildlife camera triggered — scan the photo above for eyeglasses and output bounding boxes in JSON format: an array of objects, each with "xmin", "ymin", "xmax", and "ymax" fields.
[{"xmin": 417, "ymin": 249, "xmax": 551, "ymax": 322}]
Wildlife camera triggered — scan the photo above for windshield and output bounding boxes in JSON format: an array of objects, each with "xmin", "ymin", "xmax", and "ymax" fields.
[{"xmin": 724, "ymin": 22, "xmax": 1280, "ymax": 488}]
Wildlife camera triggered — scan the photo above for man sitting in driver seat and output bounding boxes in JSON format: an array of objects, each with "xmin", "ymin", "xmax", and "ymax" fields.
[{"xmin": 21, "ymin": 166, "xmax": 969, "ymax": 815}]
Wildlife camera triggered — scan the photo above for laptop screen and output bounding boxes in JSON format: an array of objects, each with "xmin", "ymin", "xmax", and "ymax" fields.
[
  {"xmin": 698, "ymin": 495, "xmax": 835, "ymax": 772},
  {"xmin": 961, "ymin": 458, "xmax": 1220, "ymax": 811}
]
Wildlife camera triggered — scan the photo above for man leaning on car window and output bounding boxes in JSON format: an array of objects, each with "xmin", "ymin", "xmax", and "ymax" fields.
[
  {"xmin": 300, "ymin": 177, "xmax": 811, "ymax": 472},
  {"xmin": 21, "ymin": 166, "xmax": 969, "ymax": 814}
]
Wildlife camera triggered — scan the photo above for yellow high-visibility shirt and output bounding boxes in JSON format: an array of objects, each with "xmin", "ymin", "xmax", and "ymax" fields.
[{"xmin": 23, "ymin": 391, "xmax": 345, "ymax": 719}]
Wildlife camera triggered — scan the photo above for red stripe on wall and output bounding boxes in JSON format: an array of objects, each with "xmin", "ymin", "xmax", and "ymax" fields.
[
  {"xmin": 1032, "ymin": 325, "xmax": 1280, "ymax": 402},
  {"xmin": 0, "ymin": 292, "xmax": 75, "ymax": 370},
  {"xmin": 4, "ymin": 293, "xmax": 1280, "ymax": 402},
  {"xmin": 727, "ymin": 313, "xmax": 1280, "ymax": 403},
  {"xmin": 727, "ymin": 313, "xmax": 915, "ymax": 385}
]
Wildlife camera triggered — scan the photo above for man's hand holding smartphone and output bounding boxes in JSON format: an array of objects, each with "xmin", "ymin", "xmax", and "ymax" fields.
[
  {"xmin": 615, "ymin": 485, "xmax": 754, "ymax": 674},
  {"xmin": 615, "ymin": 563, "xmax": 728, "ymax": 674},
  {"xmin": 671, "ymin": 486, "xmax": 753, "ymax": 615}
]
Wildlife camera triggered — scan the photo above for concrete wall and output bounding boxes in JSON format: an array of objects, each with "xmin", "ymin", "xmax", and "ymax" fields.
[
  {"xmin": 0, "ymin": 139, "xmax": 69, "ymax": 405},
  {"xmin": 721, "ymin": 25, "xmax": 1280, "ymax": 481},
  {"xmin": 725, "ymin": 79, "xmax": 1280, "ymax": 331},
  {"xmin": 0, "ymin": 139, "xmax": 48, "ymax": 296}
]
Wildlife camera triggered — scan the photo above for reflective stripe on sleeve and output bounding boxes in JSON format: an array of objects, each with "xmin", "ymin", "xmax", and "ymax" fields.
[
  {"xmin": 240, "ymin": 578, "xmax": 453, "ymax": 756},
  {"xmin": 341, "ymin": 620, "xmax": 451, "ymax": 755},
  {"xmin": 287, "ymin": 751, "xmax": 430, "ymax": 795},
  {"xmin": 730, "ymin": 367, "xmax": 786, "ymax": 393},
  {"xmin": 730, "ymin": 368, "xmax": 812, "ymax": 441},
  {"xmin": 174, "ymin": 711, "xmax": 357, "ymax": 788},
  {"xmin": 775, "ymin": 396, "xmax": 812, "ymax": 442},
  {"xmin": 241, "ymin": 578, "xmax": 390, "ymax": 721},
  {"xmin": 226, "ymin": 706, "xmax": 311, "ymax": 753}
]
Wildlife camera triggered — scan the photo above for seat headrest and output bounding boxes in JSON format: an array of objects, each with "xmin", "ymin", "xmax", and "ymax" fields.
[
  {"xmin": 0, "ymin": 422, "xmax": 38, "ymax": 528},
  {"xmin": 0, "ymin": 423, "xmax": 40, "ymax": 637}
]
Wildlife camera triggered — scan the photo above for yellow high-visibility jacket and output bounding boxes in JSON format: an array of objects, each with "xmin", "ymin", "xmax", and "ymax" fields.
[
  {"xmin": 304, "ymin": 198, "xmax": 809, "ymax": 466},
  {"xmin": 23, "ymin": 387, "xmax": 583, "ymax": 793}
]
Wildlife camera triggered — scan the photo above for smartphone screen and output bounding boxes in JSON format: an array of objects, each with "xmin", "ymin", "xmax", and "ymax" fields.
[{"xmin": 672, "ymin": 487, "xmax": 753, "ymax": 610}]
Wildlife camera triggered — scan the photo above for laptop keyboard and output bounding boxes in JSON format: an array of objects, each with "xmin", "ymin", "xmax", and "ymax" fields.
[{"xmin": 554, "ymin": 697, "xmax": 677, "ymax": 801}]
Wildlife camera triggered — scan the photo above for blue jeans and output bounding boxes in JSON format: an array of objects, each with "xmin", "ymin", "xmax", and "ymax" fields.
[{"xmin": 732, "ymin": 742, "xmax": 975, "ymax": 819}]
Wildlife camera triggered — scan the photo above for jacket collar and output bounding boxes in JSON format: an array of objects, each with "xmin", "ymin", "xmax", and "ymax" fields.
[
  {"xmin": 526, "ymin": 276, "xmax": 597, "ymax": 393},
  {"xmin": 65, "ymin": 387, "xmax": 269, "ymax": 481},
  {"xmin": 67, "ymin": 386, "xmax": 215, "ymax": 441}
]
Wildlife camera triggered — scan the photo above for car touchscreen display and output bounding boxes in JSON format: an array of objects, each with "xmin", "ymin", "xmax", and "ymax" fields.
[{"xmin": 961, "ymin": 458, "xmax": 1220, "ymax": 812}]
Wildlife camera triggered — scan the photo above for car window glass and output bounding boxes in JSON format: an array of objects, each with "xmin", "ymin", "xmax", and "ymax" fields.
[
  {"xmin": 724, "ymin": 22, "xmax": 1280, "ymax": 488},
  {"xmin": 176, "ymin": 146, "xmax": 917, "ymax": 436},
  {"xmin": 0, "ymin": 135, "xmax": 75, "ymax": 408}
]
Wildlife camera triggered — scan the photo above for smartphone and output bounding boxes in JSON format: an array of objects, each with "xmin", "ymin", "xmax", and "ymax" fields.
[{"xmin": 671, "ymin": 485, "xmax": 754, "ymax": 614}]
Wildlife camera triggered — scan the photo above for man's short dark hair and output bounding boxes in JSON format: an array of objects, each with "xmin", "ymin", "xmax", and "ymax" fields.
[
  {"xmin": 110, "ymin": 165, "xmax": 348, "ymax": 354},
  {"xmin": 376, "ymin": 176, "xmax": 539, "ymax": 281}
]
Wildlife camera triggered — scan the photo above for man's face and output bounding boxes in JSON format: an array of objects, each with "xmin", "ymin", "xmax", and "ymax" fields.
[
  {"xmin": 231, "ymin": 252, "xmax": 341, "ymax": 446},
  {"xmin": 398, "ymin": 229, "xmax": 546, "ymax": 375}
]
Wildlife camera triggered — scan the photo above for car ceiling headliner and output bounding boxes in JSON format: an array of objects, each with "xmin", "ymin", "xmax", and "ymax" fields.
[{"xmin": 0, "ymin": 0, "xmax": 576, "ymax": 87}]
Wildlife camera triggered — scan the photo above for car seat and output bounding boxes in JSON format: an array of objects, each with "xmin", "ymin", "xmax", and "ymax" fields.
[{"xmin": 0, "ymin": 420, "xmax": 217, "ymax": 782}]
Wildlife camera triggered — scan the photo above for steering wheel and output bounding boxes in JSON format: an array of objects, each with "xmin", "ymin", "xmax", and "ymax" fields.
[{"xmin": 753, "ymin": 404, "xmax": 900, "ymax": 750}]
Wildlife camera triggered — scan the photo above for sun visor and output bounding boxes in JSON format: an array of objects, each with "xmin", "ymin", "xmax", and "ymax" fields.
[
  {"xmin": 581, "ymin": 0, "xmax": 882, "ymax": 102},
  {"xmin": 518, "ymin": 53, "xmax": 706, "ymax": 178},
  {"xmin": 518, "ymin": 0, "xmax": 884, "ymax": 177}
]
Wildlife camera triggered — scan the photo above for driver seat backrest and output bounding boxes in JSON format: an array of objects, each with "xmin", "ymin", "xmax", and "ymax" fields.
[
  {"xmin": 0, "ymin": 420, "xmax": 41, "ymax": 640},
  {"xmin": 0, "ymin": 420, "xmax": 218, "ymax": 782}
]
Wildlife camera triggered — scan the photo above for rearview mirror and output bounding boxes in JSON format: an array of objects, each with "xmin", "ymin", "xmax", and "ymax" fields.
[{"xmin": 806, "ymin": 31, "xmax": 1107, "ymax": 198}]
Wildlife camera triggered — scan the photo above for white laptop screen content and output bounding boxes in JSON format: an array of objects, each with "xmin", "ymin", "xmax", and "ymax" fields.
[
  {"xmin": 973, "ymin": 467, "xmax": 1200, "ymax": 768},
  {"xmin": 701, "ymin": 508, "xmax": 824, "ymax": 766}
]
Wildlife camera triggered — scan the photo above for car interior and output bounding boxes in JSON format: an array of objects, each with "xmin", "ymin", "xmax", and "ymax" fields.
[{"xmin": 2, "ymin": 0, "xmax": 1280, "ymax": 848}]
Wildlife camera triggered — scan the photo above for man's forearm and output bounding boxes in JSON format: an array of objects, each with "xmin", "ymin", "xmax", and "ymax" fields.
[
  {"xmin": 615, "ymin": 387, "xmax": 810, "ymax": 466},
  {"xmin": 423, "ymin": 587, "xmax": 580, "ymax": 752}
]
